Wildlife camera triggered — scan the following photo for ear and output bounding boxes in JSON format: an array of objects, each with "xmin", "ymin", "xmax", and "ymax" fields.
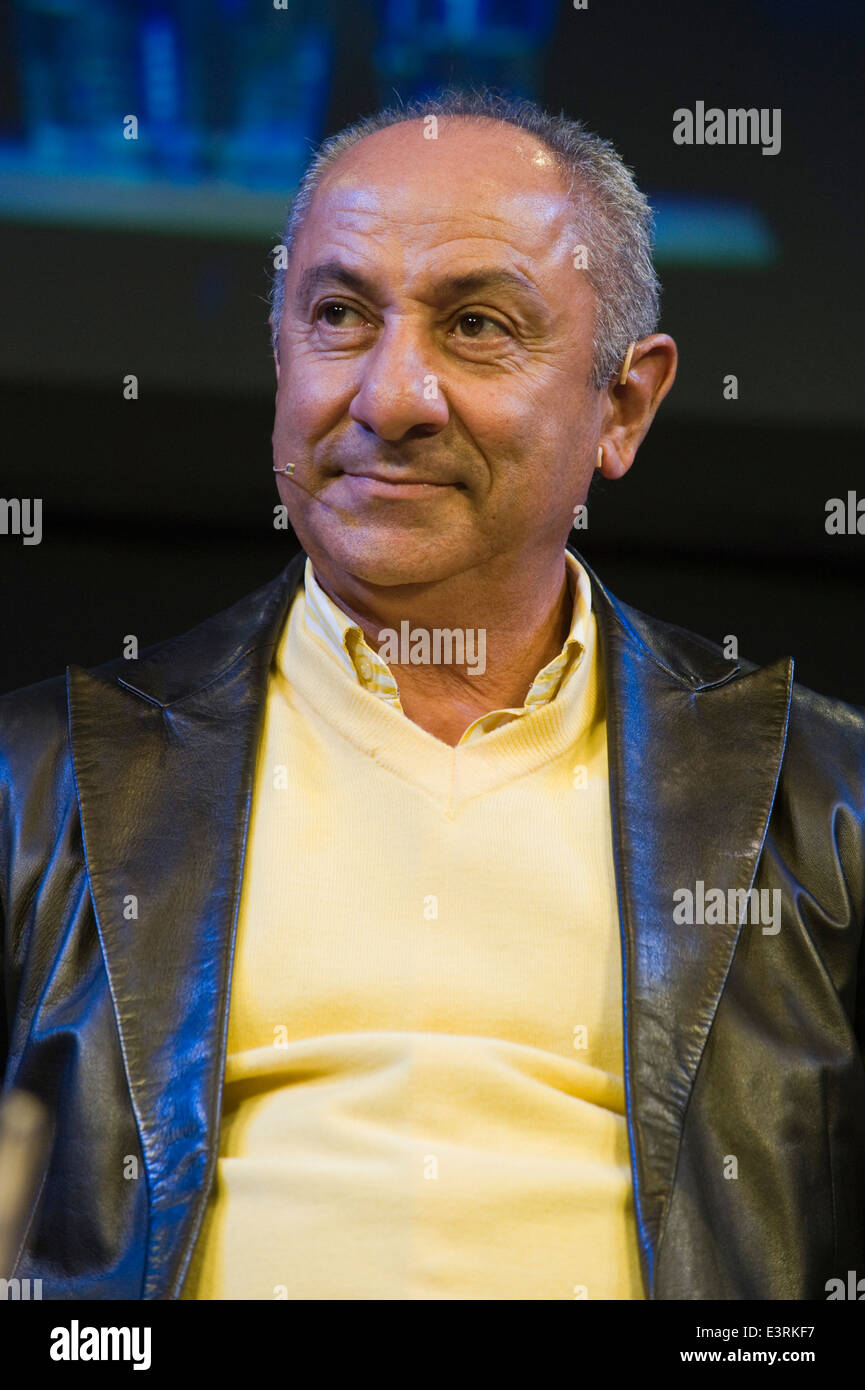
[{"xmin": 597, "ymin": 334, "xmax": 678, "ymax": 479}]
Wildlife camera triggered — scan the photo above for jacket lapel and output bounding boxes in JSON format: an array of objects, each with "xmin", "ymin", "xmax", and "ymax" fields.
[
  {"xmin": 67, "ymin": 552, "xmax": 306, "ymax": 1298},
  {"xmin": 577, "ymin": 548, "xmax": 794, "ymax": 1298}
]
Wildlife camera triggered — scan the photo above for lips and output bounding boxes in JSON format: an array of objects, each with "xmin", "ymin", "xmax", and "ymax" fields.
[
  {"xmin": 344, "ymin": 470, "xmax": 452, "ymax": 486},
  {"xmin": 337, "ymin": 473, "xmax": 455, "ymax": 500}
]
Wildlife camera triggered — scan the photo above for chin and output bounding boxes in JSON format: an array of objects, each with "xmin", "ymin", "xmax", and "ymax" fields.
[{"xmin": 313, "ymin": 527, "xmax": 465, "ymax": 588}]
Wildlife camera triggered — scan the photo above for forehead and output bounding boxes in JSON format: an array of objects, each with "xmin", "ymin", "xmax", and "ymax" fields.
[{"xmin": 297, "ymin": 118, "xmax": 580, "ymax": 273}]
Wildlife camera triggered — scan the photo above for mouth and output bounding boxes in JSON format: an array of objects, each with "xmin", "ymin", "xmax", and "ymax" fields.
[{"xmin": 338, "ymin": 472, "xmax": 460, "ymax": 498}]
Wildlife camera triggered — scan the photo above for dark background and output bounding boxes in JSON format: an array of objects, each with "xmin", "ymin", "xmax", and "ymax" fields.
[{"xmin": 1, "ymin": 0, "xmax": 863, "ymax": 701}]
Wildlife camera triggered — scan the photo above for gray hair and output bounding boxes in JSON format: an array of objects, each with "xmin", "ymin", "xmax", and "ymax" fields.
[{"xmin": 268, "ymin": 88, "xmax": 660, "ymax": 391}]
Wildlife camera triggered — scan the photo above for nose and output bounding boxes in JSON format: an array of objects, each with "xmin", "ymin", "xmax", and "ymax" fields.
[{"xmin": 348, "ymin": 321, "xmax": 450, "ymax": 441}]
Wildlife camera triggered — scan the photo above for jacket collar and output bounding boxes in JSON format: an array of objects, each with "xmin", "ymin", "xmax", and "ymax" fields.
[{"xmin": 67, "ymin": 544, "xmax": 793, "ymax": 1298}]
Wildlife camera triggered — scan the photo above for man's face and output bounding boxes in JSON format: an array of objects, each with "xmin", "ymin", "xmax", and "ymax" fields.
[{"xmin": 272, "ymin": 117, "xmax": 605, "ymax": 588}]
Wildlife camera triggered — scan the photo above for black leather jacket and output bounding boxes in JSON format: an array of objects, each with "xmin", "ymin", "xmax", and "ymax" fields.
[{"xmin": 2, "ymin": 545, "xmax": 864, "ymax": 1299}]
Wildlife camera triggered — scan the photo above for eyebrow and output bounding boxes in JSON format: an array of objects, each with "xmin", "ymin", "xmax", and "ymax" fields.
[
  {"xmin": 295, "ymin": 261, "xmax": 379, "ymax": 312},
  {"xmin": 294, "ymin": 260, "xmax": 551, "ymax": 322},
  {"xmin": 432, "ymin": 268, "xmax": 549, "ymax": 315}
]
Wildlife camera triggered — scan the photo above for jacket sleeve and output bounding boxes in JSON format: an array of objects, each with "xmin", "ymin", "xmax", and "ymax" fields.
[
  {"xmin": 0, "ymin": 697, "xmax": 10, "ymax": 1087},
  {"xmin": 785, "ymin": 684, "xmax": 865, "ymax": 1052},
  {"xmin": 0, "ymin": 671, "xmax": 74, "ymax": 1089}
]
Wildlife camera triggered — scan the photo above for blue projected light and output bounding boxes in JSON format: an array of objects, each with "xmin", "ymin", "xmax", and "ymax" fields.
[
  {"xmin": 1, "ymin": 0, "xmax": 333, "ymax": 229},
  {"xmin": 0, "ymin": 0, "xmax": 777, "ymax": 267},
  {"xmin": 651, "ymin": 196, "xmax": 777, "ymax": 268}
]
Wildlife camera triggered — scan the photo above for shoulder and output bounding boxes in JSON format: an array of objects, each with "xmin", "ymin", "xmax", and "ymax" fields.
[
  {"xmin": 589, "ymin": 564, "xmax": 865, "ymax": 771},
  {"xmin": 0, "ymin": 674, "xmax": 79, "ymax": 903},
  {"xmin": 783, "ymin": 678, "xmax": 865, "ymax": 801},
  {"xmin": 0, "ymin": 671, "xmax": 71, "ymax": 781},
  {"xmin": 0, "ymin": 554, "xmax": 304, "ymax": 745}
]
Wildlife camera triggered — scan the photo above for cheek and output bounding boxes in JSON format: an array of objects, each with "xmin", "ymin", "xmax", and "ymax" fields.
[
  {"xmin": 457, "ymin": 375, "xmax": 579, "ymax": 461},
  {"xmin": 275, "ymin": 357, "xmax": 351, "ymax": 442},
  {"xmin": 453, "ymin": 379, "xmax": 540, "ymax": 448},
  {"xmin": 456, "ymin": 374, "xmax": 599, "ymax": 516}
]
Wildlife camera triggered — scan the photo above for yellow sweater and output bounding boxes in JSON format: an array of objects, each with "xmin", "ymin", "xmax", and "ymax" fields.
[{"xmin": 182, "ymin": 552, "xmax": 643, "ymax": 1300}]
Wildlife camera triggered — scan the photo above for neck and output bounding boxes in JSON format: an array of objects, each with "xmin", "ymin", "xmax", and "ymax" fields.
[{"xmin": 311, "ymin": 548, "xmax": 575, "ymax": 746}]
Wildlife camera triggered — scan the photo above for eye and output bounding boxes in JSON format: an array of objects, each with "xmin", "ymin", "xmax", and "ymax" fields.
[
  {"xmin": 315, "ymin": 301, "xmax": 368, "ymax": 329},
  {"xmin": 451, "ymin": 312, "xmax": 510, "ymax": 341}
]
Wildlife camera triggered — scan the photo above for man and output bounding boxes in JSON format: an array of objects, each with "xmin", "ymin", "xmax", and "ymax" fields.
[{"xmin": 1, "ymin": 91, "xmax": 864, "ymax": 1301}]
